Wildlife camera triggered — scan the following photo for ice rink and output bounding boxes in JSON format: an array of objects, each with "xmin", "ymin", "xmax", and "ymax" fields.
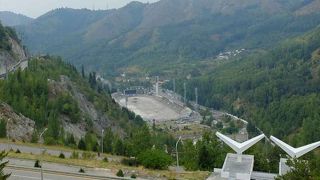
[{"xmin": 118, "ymin": 95, "xmax": 189, "ymax": 121}]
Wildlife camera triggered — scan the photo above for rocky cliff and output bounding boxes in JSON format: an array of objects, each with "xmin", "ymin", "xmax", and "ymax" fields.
[{"xmin": 0, "ymin": 103, "xmax": 35, "ymax": 141}]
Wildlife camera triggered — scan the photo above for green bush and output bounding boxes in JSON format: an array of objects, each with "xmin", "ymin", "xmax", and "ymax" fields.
[
  {"xmin": 71, "ymin": 151, "xmax": 79, "ymax": 159},
  {"xmin": 103, "ymin": 157, "xmax": 108, "ymax": 162},
  {"xmin": 77, "ymin": 138, "xmax": 86, "ymax": 150},
  {"xmin": 79, "ymin": 168, "xmax": 85, "ymax": 173},
  {"xmin": 116, "ymin": 169, "xmax": 124, "ymax": 177},
  {"xmin": 131, "ymin": 174, "xmax": 137, "ymax": 179},
  {"xmin": 34, "ymin": 160, "xmax": 41, "ymax": 168},
  {"xmin": 0, "ymin": 120, "xmax": 6, "ymax": 138},
  {"xmin": 121, "ymin": 158, "xmax": 139, "ymax": 167},
  {"xmin": 82, "ymin": 152, "xmax": 95, "ymax": 160},
  {"xmin": 15, "ymin": 149, "xmax": 21, "ymax": 154},
  {"xmin": 59, "ymin": 152, "xmax": 65, "ymax": 159},
  {"xmin": 138, "ymin": 149, "xmax": 172, "ymax": 170},
  {"xmin": 44, "ymin": 137, "xmax": 57, "ymax": 145}
]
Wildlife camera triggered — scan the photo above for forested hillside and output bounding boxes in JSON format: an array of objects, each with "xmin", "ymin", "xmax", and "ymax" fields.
[
  {"xmin": 17, "ymin": 0, "xmax": 320, "ymax": 76},
  {"xmin": 0, "ymin": 22, "xmax": 19, "ymax": 52},
  {"xmin": 177, "ymin": 27, "xmax": 320, "ymax": 146},
  {"xmin": 0, "ymin": 57, "xmax": 184, "ymax": 171},
  {"xmin": 0, "ymin": 56, "xmax": 147, "ymax": 145},
  {"xmin": 0, "ymin": 11, "xmax": 33, "ymax": 26}
]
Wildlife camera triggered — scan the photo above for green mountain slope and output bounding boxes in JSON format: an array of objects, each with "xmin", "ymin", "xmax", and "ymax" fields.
[
  {"xmin": 180, "ymin": 27, "xmax": 320, "ymax": 145},
  {"xmin": 17, "ymin": 0, "xmax": 320, "ymax": 76},
  {"xmin": 0, "ymin": 11, "xmax": 33, "ymax": 26},
  {"xmin": 0, "ymin": 55, "xmax": 147, "ymax": 144}
]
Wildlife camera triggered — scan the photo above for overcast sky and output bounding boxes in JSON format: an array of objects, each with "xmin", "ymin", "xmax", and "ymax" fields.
[{"xmin": 0, "ymin": 0, "xmax": 159, "ymax": 18}]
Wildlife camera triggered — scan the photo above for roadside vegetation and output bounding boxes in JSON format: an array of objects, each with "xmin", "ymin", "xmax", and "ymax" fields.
[{"xmin": 0, "ymin": 151, "xmax": 10, "ymax": 179}]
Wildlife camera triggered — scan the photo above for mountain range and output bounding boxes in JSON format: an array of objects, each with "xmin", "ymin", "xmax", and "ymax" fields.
[
  {"xmin": 9, "ymin": 0, "xmax": 320, "ymax": 76},
  {"xmin": 0, "ymin": 11, "xmax": 33, "ymax": 26}
]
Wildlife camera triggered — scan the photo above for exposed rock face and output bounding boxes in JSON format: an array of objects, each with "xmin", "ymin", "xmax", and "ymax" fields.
[
  {"xmin": 0, "ymin": 37, "xmax": 28, "ymax": 75},
  {"xmin": 48, "ymin": 75, "xmax": 113, "ymax": 140},
  {"xmin": 0, "ymin": 102, "xmax": 35, "ymax": 141},
  {"xmin": 9, "ymin": 37, "xmax": 27, "ymax": 61}
]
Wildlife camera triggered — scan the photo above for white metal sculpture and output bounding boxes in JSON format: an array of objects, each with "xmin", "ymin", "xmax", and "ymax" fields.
[
  {"xmin": 216, "ymin": 132, "xmax": 265, "ymax": 154},
  {"xmin": 270, "ymin": 136, "xmax": 320, "ymax": 158}
]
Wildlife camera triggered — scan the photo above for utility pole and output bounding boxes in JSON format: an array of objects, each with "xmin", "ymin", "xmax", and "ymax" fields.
[
  {"xmin": 195, "ymin": 87, "xmax": 198, "ymax": 110},
  {"xmin": 6, "ymin": 119, "xmax": 11, "ymax": 150},
  {"xmin": 173, "ymin": 79, "xmax": 176, "ymax": 93},
  {"xmin": 156, "ymin": 76, "xmax": 159, "ymax": 96},
  {"xmin": 176, "ymin": 136, "xmax": 182, "ymax": 170},
  {"xmin": 125, "ymin": 96, "xmax": 128, "ymax": 108},
  {"xmin": 39, "ymin": 128, "xmax": 48, "ymax": 180},
  {"xmin": 101, "ymin": 129, "xmax": 104, "ymax": 154},
  {"xmin": 183, "ymin": 82, "xmax": 186, "ymax": 105}
]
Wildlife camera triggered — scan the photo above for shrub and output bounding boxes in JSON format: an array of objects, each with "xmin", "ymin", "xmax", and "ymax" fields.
[
  {"xmin": 59, "ymin": 152, "xmax": 65, "ymax": 159},
  {"xmin": 0, "ymin": 151, "xmax": 10, "ymax": 179},
  {"xmin": 79, "ymin": 168, "xmax": 85, "ymax": 173},
  {"xmin": 103, "ymin": 157, "xmax": 108, "ymax": 162},
  {"xmin": 116, "ymin": 169, "xmax": 124, "ymax": 177},
  {"xmin": 34, "ymin": 160, "xmax": 41, "ymax": 168},
  {"xmin": 121, "ymin": 158, "xmax": 139, "ymax": 167},
  {"xmin": 15, "ymin": 149, "xmax": 21, "ymax": 154},
  {"xmin": 138, "ymin": 149, "xmax": 173, "ymax": 170},
  {"xmin": 77, "ymin": 138, "xmax": 86, "ymax": 150},
  {"xmin": 131, "ymin": 174, "xmax": 137, "ymax": 179},
  {"xmin": 71, "ymin": 151, "xmax": 79, "ymax": 159},
  {"xmin": 44, "ymin": 137, "xmax": 57, "ymax": 145},
  {"xmin": 82, "ymin": 152, "xmax": 95, "ymax": 160},
  {"xmin": 0, "ymin": 120, "xmax": 6, "ymax": 138}
]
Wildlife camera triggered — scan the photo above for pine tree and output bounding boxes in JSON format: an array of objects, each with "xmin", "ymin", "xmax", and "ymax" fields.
[
  {"xmin": 0, "ymin": 151, "xmax": 10, "ymax": 179},
  {"xmin": 81, "ymin": 65, "xmax": 85, "ymax": 78},
  {"xmin": 276, "ymin": 158, "xmax": 313, "ymax": 180},
  {"xmin": 78, "ymin": 138, "xmax": 86, "ymax": 150},
  {"xmin": 0, "ymin": 120, "xmax": 6, "ymax": 138}
]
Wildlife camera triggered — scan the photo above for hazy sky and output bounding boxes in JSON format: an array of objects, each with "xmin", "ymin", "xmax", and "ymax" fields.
[{"xmin": 0, "ymin": 0, "xmax": 159, "ymax": 18}]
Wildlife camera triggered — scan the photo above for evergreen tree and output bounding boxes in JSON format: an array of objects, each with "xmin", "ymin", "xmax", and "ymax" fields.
[
  {"xmin": 198, "ymin": 144, "xmax": 210, "ymax": 170},
  {"xmin": 0, "ymin": 120, "xmax": 6, "ymax": 138},
  {"xmin": 46, "ymin": 111, "xmax": 60, "ymax": 143},
  {"xmin": 103, "ymin": 128, "xmax": 114, "ymax": 153},
  {"xmin": 78, "ymin": 138, "xmax": 86, "ymax": 150},
  {"xmin": 81, "ymin": 65, "xmax": 85, "ymax": 78},
  {"xmin": 114, "ymin": 139, "xmax": 125, "ymax": 155},
  {"xmin": 276, "ymin": 158, "xmax": 313, "ymax": 180},
  {"xmin": 0, "ymin": 151, "xmax": 10, "ymax": 179}
]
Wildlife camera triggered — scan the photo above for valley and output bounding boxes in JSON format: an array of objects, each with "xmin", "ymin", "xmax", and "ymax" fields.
[{"xmin": 1, "ymin": 0, "xmax": 320, "ymax": 179}]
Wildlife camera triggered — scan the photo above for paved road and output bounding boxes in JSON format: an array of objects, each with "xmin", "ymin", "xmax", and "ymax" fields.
[
  {"xmin": 4, "ymin": 158, "xmax": 113, "ymax": 177},
  {"xmin": 0, "ymin": 59, "xmax": 28, "ymax": 78},
  {"xmin": 5, "ymin": 167, "xmax": 93, "ymax": 180},
  {"xmin": 3, "ymin": 158, "xmax": 136, "ymax": 180},
  {"xmin": 0, "ymin": 143, "xmax": 73, "ymax": 158}
]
